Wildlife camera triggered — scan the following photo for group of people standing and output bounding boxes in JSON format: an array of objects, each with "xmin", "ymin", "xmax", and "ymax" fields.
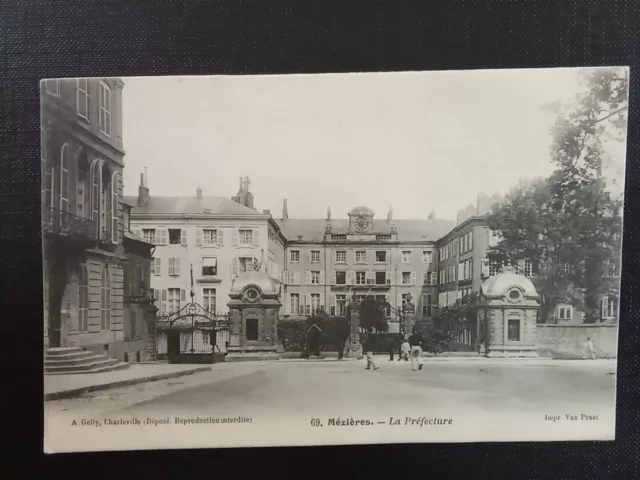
[{"xmin": 363, "ymin": 328, "xmax": 425, "ymax": 372}]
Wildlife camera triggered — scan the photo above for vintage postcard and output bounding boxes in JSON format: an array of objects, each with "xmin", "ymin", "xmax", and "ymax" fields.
[{"xmin": 43, "ymin": 67, "xmax": 628, "ymax": 452}]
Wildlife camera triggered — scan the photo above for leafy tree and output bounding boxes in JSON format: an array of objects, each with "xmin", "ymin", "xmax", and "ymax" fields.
[
  {"xmin": 487, "ymin": 68, "xmax": 627, "ymax": 323},
  {"xmin": 359, "ymin": 296, "xmax": 389, "ymax": 333},
  {"xmin": 427, "ymin": 293, "xmax": 480, "ymax": 353}
]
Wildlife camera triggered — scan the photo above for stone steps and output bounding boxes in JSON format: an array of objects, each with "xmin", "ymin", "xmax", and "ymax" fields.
[{"xmin": 44, "ymin": 347, "xmax": 130, "ymax": 375}]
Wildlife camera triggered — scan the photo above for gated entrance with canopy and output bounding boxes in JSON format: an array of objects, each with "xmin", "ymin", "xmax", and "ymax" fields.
[{"xmin": 155, "ymin": 302, "xmax": 229, "ymax": 363}]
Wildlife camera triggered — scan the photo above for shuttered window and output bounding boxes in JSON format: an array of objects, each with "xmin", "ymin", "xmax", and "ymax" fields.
[{"xmin": 100, "ymin": 266, "xmax": 111, "ymax": 330}]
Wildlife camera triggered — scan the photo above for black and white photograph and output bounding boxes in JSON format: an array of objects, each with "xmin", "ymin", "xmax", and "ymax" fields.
[{"xmin": 42, "ymin": 67, "xmax": 628, "ymax": 452}]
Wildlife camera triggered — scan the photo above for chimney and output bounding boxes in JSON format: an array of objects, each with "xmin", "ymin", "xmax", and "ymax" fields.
[
  {"xmin": 262, "ymin": 209, "xmax": 271, "ymax": 216},
  {"xmin": 138, "ymin": 170, "xmax": 149, "ymax": 207},
  {"xmin": 196, "ymin": 185, "xmax": 202, "ymax": 198},
  {"xmin": 230, "ymin": 176, "xmax": 255, "ymax": 210},
  {"xmin": 282, "ymin": 199, "xmax": 289, "ymax": 221},
  {"xmin": 387, "ymin": 204, "xmax": 393, "ymax": 223}
]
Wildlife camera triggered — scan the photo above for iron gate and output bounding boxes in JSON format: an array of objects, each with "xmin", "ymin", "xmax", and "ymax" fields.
[{"xmin": 155, "ymin": 302, "xmax": 230, "ymax": 364}]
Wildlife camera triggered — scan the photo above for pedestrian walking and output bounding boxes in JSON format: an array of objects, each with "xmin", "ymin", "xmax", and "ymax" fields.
[
  {"xmin": 409, "ymin": 328, "xmax": 424, "ymax": 371},
  {"xmin": 363, "ymin": 332, "xmax": 379, "ymax": 370},
  {"xmin": 400, "ymin": 338, "xmax": 410, "ymax": 361},
  {"xmin": 586, "ymin": 336, "xmax": 596, "ymax": 360},
  {"xmin": 388, "ymin": 336, "xmax": 397, "ymax": 361}
]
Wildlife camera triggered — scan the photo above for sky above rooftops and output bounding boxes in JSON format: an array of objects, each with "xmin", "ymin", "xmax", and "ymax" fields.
[{"xmin": 121, "ymin": 68, "xmax": 627, "ymax": 221}]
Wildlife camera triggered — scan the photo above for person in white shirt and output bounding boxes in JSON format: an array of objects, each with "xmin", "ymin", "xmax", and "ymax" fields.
[{"xmin": 586, "ymin": 337, "xmax": 596, "ymax": 360}]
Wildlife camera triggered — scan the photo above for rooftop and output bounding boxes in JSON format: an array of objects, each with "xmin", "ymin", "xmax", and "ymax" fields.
[
  {"xmin": 124, "ymin": 196, "xmax": 262, "ymax": 216},
  {"xmin": 276, "ymin": 218, "xmax": 455, "ymax": 242}
]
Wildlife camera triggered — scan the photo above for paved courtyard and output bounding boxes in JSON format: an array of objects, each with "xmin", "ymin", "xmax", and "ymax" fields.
[{"xmin": 46, "ymin": 357, "xmax": 616, "ymax": 419}]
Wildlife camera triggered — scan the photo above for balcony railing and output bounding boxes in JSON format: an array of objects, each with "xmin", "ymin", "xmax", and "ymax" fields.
[{"xmin": 43, "ymin": 206, "xmax": 96, "ymax": 241}]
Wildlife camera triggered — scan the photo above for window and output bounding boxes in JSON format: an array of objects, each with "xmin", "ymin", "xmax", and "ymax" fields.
[
  {"xmin": 239, "ymin": 257, "xmax": 253, "ymax": 274},
  {"xmin": 469, "ymin": 231, "xmax": 473, "ymax": 250},
  {"xmin": 76, "ymin": 164, "xmax": 86, "ymax": 218},
  {"xmin": 239, "ymin": 229, "xmax": 253, "ymax": 245},
  {"xmin": 402, "ymin": 251, "xmax": 411, "ymax": 263},
  {"xmin": 290, "ymin": 294, "xmax": 300, "ymax": 316},
  {"xmin": 290, "ymin": 250, "xmax": 300, "ymax": 263},
  {"xmin": 356, "ymin": 251, "xmax": 367, "ymax": 263},
  {"xmin": 203, "ymin": 288, "xmax": 216, "ymax": 313},
  {"xmin": 507, "ymin": 319, "xmax": 521, "ymax": 341},
  {"xmin": 168, "ymin": 257, "xmax": 181, "ymax": 276},
  {"xmin": 100, "ymin": 266, "xmax": 111, "ymax": 330},
  {"xmin": 422, "ymin": 251, "xmax": 432, "ymax": 264},
  {"xmin": 311, "ymin": 250, "xmax": 320, "ymax": 263},
  {"xmin": 77, "ymin": 78, "xmax": 89, "ymax": 119},
  {"xmin": 402, "ymin": 272, "xmax": 411, "ymax": 285},
  {"xmin": 524, "ymin": 260, "xmax": 533, "ymax": 278},
  {"xmin": 376, "ymin": 271, "xmax": 386, "ymax": 285},
  {"xmin": 423, "ymin": 272, "xmax": 430, "ymax": 285},
  {"xmin": 375, "ymin": 251, "xmax": 387, "ymax": 262},
  {"xmin": 422, "ymin": 294, "xmax": 432, "ymax": 317},
  {"xmin": 557, "ymin": 306, "xmax": 572, "ymax": 320},
  {"xmin": 78, "ymin": 264, "xmax": 89, "ymax": 331},
  {"xmin": 602, "ymin": 295, "xmax": 617, "ymax": 320},
  {"xmin": 606, "ymin": 261, "xmax": 618, "ymax": 277},
  {"xmin": 356, "ymin": 271, "xmax": 366, "ymax": 285},
  {"xmin": 41, "ymin": 129, "xmax": 54, "ymax": 209},
  {"xmin": 168, "ymin": 288, "xmax": 181, "ymax": 314},
  {"xmin": 60, "ymin": 144, "xmax": 69, "ymax": 212},
  {"xmin": 489, "ymin": 262, "xmax": 500, "ymax": 277},
  {"xmin": 311, "ymin": 271, "xmax": 320, "ymax": 284},
  {"xmin": 99, "ymin": 81, "xmax": 112, "ymax": 136},
  {"xmin": 169, "ymin": 229, "xmax": 182, "ymax": 244},
  {"xmin": 143, "ymin": 229, "xmax": 156, "ymax": 244},
  {"xmin": 246, "ymin": 318, "xmax": 259, "ymax": 341},
  {"xmin": 203, "ymin": 229, "xmax": 217, "ymax": 245},
  {"xmin": 90, "ymin": 159, "xmax": 100, "ymax": 224},
  {"xmin": 153, "ymin": 258, "xmax": 161, "ymax": 276},
  {"xmin": 430, "ymin": 272, "xmax": 437, "ymax": 285},
  {"xmin": 202, "ymin": 257, "xmax": 217, "ymax": 276},
  {"xmin": 111, "ymin": 172, "xmax": 118, "ymax": 242},
  {"xmin": 335, "ymin": 251, "xmax": 346, "ymax": 263},
  {"xmin": 45, "ymin": 79, "xmax": 59, "ymax": 96},
  {"xmin": 311, "ymin": 294, "xmax": 320, "ymax": 313},
  {"xmin": 336, "ymin": 295, "xmax": 346, "ymax": 316},
  {"xmin": 336, "ymin": 271, "xmax": 346, "ymax": 285}
]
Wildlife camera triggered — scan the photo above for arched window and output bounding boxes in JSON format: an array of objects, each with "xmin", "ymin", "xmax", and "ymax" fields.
[
  {"xmin": 90, "ymin": 158, "xmax": 101, "ymax": 233},
  {"xmin": 100, "ymin": 265, "xmax": 111, "ymax": 330},
  {"xmin": 60, "ymin": 144, "xmax": 70, "ymax": 212},
  {"xmin": 76, "ymin": 150, "xmax": 89, "ymax": 218},
  {"xmin": 111, "ymin": 171, "xmax": 119, "ymax": 243},
  {"xmin": 41, "ymin": 128, "xmax": 54, "ymax": 209},
  {"xmin": 78, "ymin": 264, "xmax": 89, "ymax": 331}
]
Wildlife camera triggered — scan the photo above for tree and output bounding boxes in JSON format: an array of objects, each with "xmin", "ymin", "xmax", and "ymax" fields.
[
  {"xmin": 359, "ymin": 296, "xmax": 389, "ymax": 333},
  {"xmin": 427, "ymin": 293, "xmax": 480, "ymax": 353},
  {"xmin": 487, "ymin": 68, "xmax": 627, "ymax": 323}
]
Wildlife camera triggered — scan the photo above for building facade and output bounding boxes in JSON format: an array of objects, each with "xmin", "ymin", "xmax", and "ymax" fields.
[
  {"xmin": 276, "ymin": 205, "xmax": 452, "ymax": 333},
  {"xmin": 121, "ymin": 202, "xmax": 156, "ymax": 361},
  {"xmin": 126, "ymin": 176, "xmax": 287, "ymax": 321},
  {"xmin": 41, "ymin": 77, "xmax": 130, "ymax": 358}
]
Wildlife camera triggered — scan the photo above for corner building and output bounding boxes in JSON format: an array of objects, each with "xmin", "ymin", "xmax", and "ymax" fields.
[{"xmin": 41, "ymin": 77, "xmax": 145, "ymax": 360}]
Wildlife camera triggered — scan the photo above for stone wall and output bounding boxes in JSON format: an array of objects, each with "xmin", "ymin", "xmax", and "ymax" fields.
[{"xmin": 536, "ymin": 324, "xmax": 619, "ymax": 359}]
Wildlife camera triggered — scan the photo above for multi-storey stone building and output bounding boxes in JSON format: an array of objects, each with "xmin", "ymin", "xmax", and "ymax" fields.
[
  {"xmin": 126, "ymin": 176, "xmax": 286, "ymax": 318},
  {"xmin": 42, "ymin": 77, "xmax": 152, "ymax": 362},
  {"xmin": 275, "ymin": 205, "xmax": 452, "ymax": 332}
]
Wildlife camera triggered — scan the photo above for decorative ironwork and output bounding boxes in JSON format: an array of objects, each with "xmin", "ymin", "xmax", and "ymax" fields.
[
  {"xmin": 42, "ymin": 206, "xmax": 96, "ymax": 240},
  {"xmin": 155, "ymin": 301, "xmax": 230, "ymax": 364}
]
